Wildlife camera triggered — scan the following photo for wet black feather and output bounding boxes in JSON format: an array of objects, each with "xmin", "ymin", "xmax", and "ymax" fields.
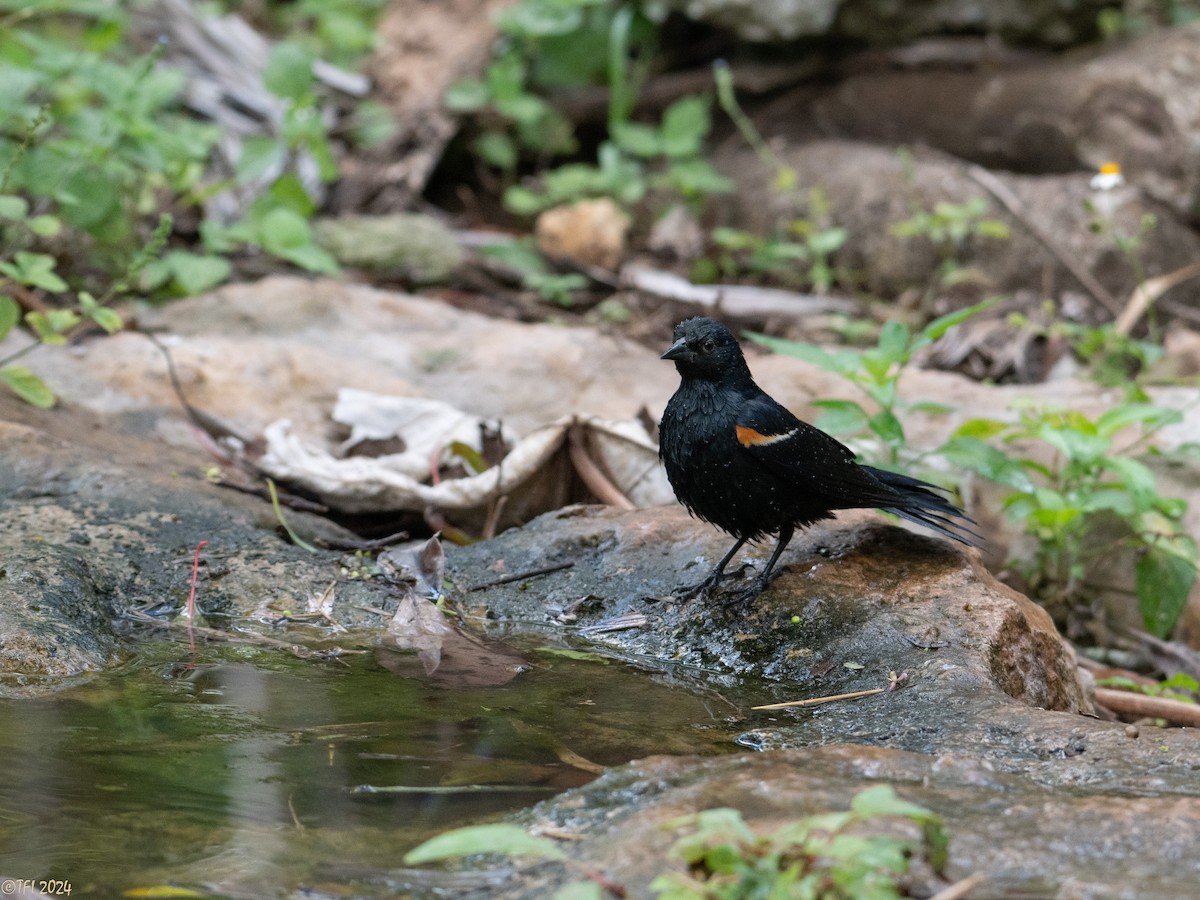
[{"xmin": 658, "ymin": 316, "xmax": 979, "ymax": 603}]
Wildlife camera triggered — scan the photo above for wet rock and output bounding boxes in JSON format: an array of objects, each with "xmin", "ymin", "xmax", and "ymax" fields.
[
  {"xmin": 496, "ymin": 741, "xmax": 1200, "ymax": 900},
  {"xmin": 0, "ymin": 401, "xmax": 392, "ymax": 695},
  {"xmin": 449, "ymin": 503, "xmax": 1090, "ymax": 715},
  {"xmin": 444, "ymin": 506, "xmax": 1200, "ymax": 900}
]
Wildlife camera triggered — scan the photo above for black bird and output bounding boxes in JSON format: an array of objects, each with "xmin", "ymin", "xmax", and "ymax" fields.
[{"xmin": 659, "ymin": 316, "xmax": 978, "ymax": 605}]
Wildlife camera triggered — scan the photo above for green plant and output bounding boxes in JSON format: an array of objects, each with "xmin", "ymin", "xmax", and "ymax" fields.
[
  {"xmin": 701, "ymin": 219, "xmax": 848, "ymax": 293},
  {"xmin": 448, "ymin": 0, "xmax": 729, "ymax": 216},
  {"xmin": 0, "ymin": 8, "xmax": 222, "ymax": 290},
  {"xmin": 503, "ymin": 92, "xmax": 731, "ymax": 216},
  {"xmin": 1098, "ymin": 1, "xmax": 1200, "ymax": 39},
  {"xmin": 651, "ymin": 785, "xmax": 947, "ymax": 900},
  {"xmin": 891, "ymin": 195, "xmax": 1010, "ymax": 290},
  {"xmin": 481, "ymin": 237, "xmax": 589, "ymax": 306},
  {"xmin": 1013, "ymin": 312, "xmax": 1164, "ymax": 390},
  {"xmin": 0, "ymin": 213, "xmax": 170, "ymax": 407},
  {"xmin": 747, "ymin": 298, "xmax": 997, "ymax": 467},
  {"xmin": 256, "ymin": 0, "xmax": 388, "ymax": 69},
  {"xmin": 399, "ymin": 786, "xmax": 946, "ymax": 900},
  {"xmin": 445, "ymin": 0, "xmax": 630, "ymax": 169},
  {"xmin": 942, "ymin": 402, "xmax": 1196, "ymax": 637}
]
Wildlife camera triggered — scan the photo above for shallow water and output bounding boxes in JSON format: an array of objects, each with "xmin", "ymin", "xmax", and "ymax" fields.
[{"xmin": 0, "ymin": 636, "xmax": 742, "ymax": 898}]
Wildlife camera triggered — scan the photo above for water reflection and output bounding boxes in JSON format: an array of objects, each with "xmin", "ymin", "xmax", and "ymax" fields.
[{"xmin": 0, "ymin": 639, "xmax": 740, "ymax": 896}]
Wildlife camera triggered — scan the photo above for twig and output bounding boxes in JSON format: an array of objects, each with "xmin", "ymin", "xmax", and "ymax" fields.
[
  {"xmin": 1113, "ymin": 260, "xmax": 1200, "ymax": 336},
  {"xmin": 752, "ymin": 688, "xmax": 886, "ymax": 710},
  {"xmin": 568, "ymin": 424, "xmax": 634, "ymax": 510},
  {"xmin": 467, "ymin": 561, "xmax": 575, "ymax": 591},
  {"xmin": 314, "ymin": 530, "xmax": 410, "ymax": 552},
  {"xmin": 144, "ymin": 331, "xmax": 257, "ymax": 445},
  {"xmin": 964, "ymin": 164, "xmax": 1122, "ymax": 316},
  {"xmin": 213, "ymin": 477, "xmax": 329, "ymax": 513},
  {"xmin": 1093, "ymin": 687, "xmax": 1200, "ymax": 727},
  {"xmin": 928, "ymin": 873, "xmax": 986, "ymax": 900},
  {"xmin": 621, "ymin": 262, "xmax": 855, "ymax": 319}
]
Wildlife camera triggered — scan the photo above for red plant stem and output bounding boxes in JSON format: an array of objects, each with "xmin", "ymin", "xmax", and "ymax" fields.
[{"xmin": 187, "ymin": 540, "xmax": 209, "ymax": 620}]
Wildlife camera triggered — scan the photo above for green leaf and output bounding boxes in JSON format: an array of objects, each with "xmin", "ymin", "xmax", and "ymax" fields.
[
  {"xmin": 875, "ymin": 319, "xmax": 910, "ymax": 363},
  {"xmin": 660, "ymin": 158, "xmax": 732, "ymax": 197},
  {"xmin": 448, "ymin": 440, "xmax": 489, "ymax": 475},
  {"xmin": 403, "ymin": 823, "xmax": 566, "ymax": 865},
  {"xmin": 951, "ymin": 418, "xmax": 1009, "ymax": 440},
  {"xmin": 27, "ymin": 215, "xmax": 63, "ymax": 237},
  {"xmin": 553, "ymin": 882, "xmax": 604, "ymax": 900},
  {"xmin": 0, "ymin": 296, "xmax": 19, "ymax": 340},
  {"xmin": 1101, "ymin": 455, "xmax": 1156, "ymax": 499},
  {"xmin": 274, "ymin": 241, "xmax": 340, "ymax": 274},
  {"xmin": 611, "ymin": 121, "xmax": 662, "ymax": 157},
  {"xmin": 659, "ymin": 95, "xmax": 710, "ymax": 157},
  {"xmin": 939, "ymin": 436, "xmax": 1036, "ymax": 492},
  {"xmin": 0, "ymin": 365, "xmax": 56, "ymax": 408},
  {"xmin": 1095, "ymin": 403, "xmax": 1181, "ymax": 438},
  {"xmin": 1, "ymin": 251, "xmax": 67, "ymax": 292},
  {"xmin": 1137, "ymin": 537, "xmax": 1197, "ymax": 637},
  {"xmin": 868, "ymin": 409, "xmax": 905, "ymax": 444},
  {"xmin": 850, "ymin": 784, "xmax": 937, "ymax": 822},
  {"xmin": 811, "ymin": 399, "xmax": 870, "ymax": 435},
  {"xmin": 26, "ymin": 309, "xmax": 80, "ymax": 344},
  {"xmin": 1159, "ymin": 672, "xmax": 1200, "ymax": 693},
  {"xmin": 444, "ymin": 79, "xmax": 490, "ymax": 112},
  {"xmin": 236, "ymin": 136, "xmax": 286, "ymax": 184},
  {"xmin": 807, "ymin": 226, "xmax": 848, "ymax": 256},
  {"xmin": 919, "ymin": 296, "xmax": 999, "ymax": 344},
  {"xmin": 263, "ymin": 41, "xmax": 314, "ymax": 100},
  {"xmin": 909, "ymin": 400, "xmax": 954, "ymax": 416},
  {"xmin": 975, "ymin": 219, "xmax": 1012, "ymax": 239},
  {"xmin": 0, "ymin": 194, "xmax": 29, "ymax": 219},
  {"xmin": 475, "ymin": 131, "xmax": 518, "ymax": 170},
  {"xmin": 258, "ymin": 206, "xmax": 312, "ymax": 252},
  {"xmin": 165, "ymin": 250, "xmax": 232, "ymax": 295},
  {"xmin": 87, "ymin": 305, "xmax": 124, "ymax": 334},
  {"xmin": 503, "ymin": 185, "xmax": 547, "ymax": 216},
  {"xmin": 746, "ymin": 332, "xmax": 859, "ymax": 376},
  {"xmin": 1036, "ymin": 421, "xmax": 1108, "ymax": 465}
]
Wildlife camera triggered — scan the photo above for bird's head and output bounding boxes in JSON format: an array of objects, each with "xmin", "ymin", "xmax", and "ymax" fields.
[{"xmin": 661, "ymin": 317, "xmax": 751, "ymax": 382}]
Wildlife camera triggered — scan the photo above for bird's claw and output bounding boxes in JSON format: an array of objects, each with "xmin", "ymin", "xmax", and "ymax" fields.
[
  {"xmin": 672, "ymin": 563, "xmax": 752, "ymax": 602},
  {"xmin": 720, "ymin": 579, "xmax": 767, "ymax": 611}
]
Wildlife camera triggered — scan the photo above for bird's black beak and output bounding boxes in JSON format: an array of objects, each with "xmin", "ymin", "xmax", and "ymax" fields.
[{"xmin": 661, "ymin": 336, "xmax": 690, "ymax": 362}]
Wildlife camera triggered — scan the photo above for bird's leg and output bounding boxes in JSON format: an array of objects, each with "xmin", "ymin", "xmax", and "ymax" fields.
[
  {"xmin": 722, "ymin": 524, "xmax": 795, "ymax": 610},
  {"xmin": 674, "ymin": 536, "xmax": 749, "ymax": 600}
]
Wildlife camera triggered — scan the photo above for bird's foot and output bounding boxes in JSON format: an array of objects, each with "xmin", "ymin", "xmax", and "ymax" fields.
[
  {"xmin": 720, "ymin": 579, "xmax": 767, "ymax": 611},
  {"xmin": 672, "ymin": 563, "xmax": 752, "ymax": 602}
]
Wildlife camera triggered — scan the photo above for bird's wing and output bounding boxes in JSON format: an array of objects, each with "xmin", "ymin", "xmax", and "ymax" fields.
[{"xmin": 733, "ymin": 393, "xmax": 900, "ymax": 506}]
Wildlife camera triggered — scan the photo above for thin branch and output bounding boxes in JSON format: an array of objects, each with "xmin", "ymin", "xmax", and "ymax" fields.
[
  {"xmin": 964, "ymin": 163, "xmax": 1122, "ymax": 316},
  {"xmin": 1093, "ymin": 687, "xmax": 1200, "ymax": 727},
  {"xmin": 752, "ymin": 688, "xmax": 886, "ymax": 710},
  {"xmin": 467, "ymin": 561, "xmax": 575, "ymax": 592}
]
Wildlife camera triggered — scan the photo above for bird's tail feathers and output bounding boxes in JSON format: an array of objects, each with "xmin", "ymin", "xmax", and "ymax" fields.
[{"xmin": 865, "ymin": 466, "xmax": 983, "ymax": 548}]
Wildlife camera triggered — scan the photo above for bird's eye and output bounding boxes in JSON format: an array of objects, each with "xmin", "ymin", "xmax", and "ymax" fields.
[{"xmin": 701, "ymin": 338, "xmax": 715, "ymax": 353}]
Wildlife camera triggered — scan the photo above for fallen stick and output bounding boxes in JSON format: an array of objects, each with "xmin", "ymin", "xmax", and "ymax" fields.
[
  {"xmin": 752, "ymin": 688, "xmax": 886, "ymax": 710},
  {"xmin": 1093, "ymin": 687, "xmax": 1200, "ymax": 727}
]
